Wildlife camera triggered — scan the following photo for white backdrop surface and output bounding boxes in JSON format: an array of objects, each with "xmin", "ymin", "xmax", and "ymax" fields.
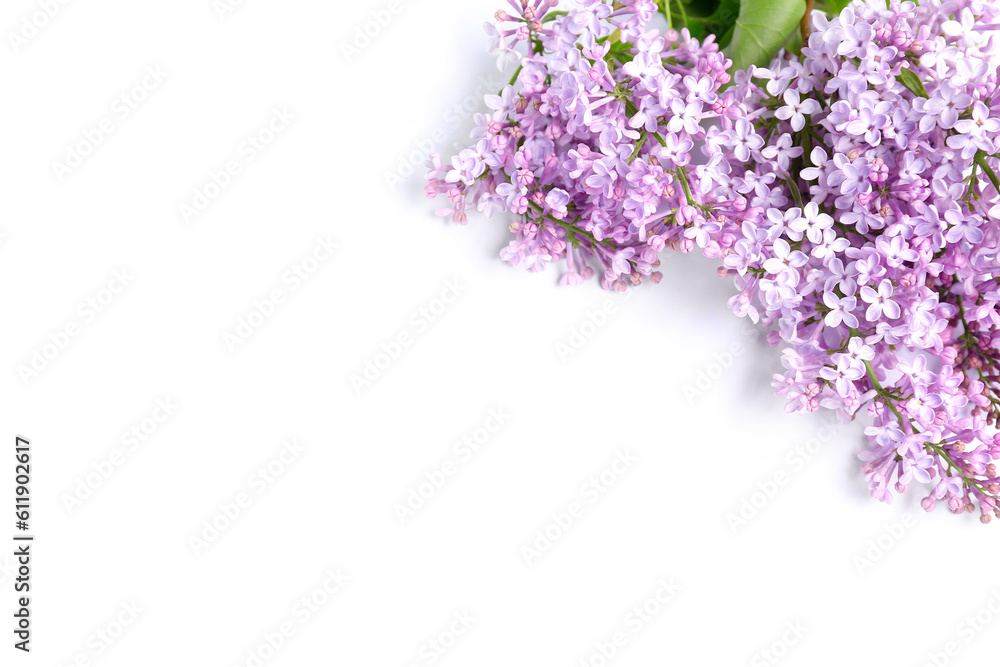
[{"xmin": 1, "ymin": 1, "xmax": 998, "ymax": 665}]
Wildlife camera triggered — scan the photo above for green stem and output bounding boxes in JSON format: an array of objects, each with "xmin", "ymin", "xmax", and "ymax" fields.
[
  {"xmin": 629, "ymin": 131, "xmax": 648, "ymax": 163},
  {"xmin": 673, "ymin": 0, "xmax": 688, "ymax": 27},
  {"xmin": 675, "ymin": 168, "xmax": 696, "ymax": 207},
  {"xmin": 861, "ymin": 358, "xmax": 910, "ymax": 431},
  {"xmin": 786, "ymin": 177, "xmax": 804, "ymax": 208},
  {"xmin": 527, "ymin": 201, "xmax": 611, "ymax": 249},
  {"xmin": 975, "ymin": 151, "xmax": 1000, "ymax": 192},
  {"xmin": 658, "ymin": 0, "xmax": 672, "ymax": 29},
  {"xmin": 926, "ymin": 442, "xmax": 989, "ymax": 495},
  {"xmin": 507, "ymin": 64, "xmax": 522, "ymax": 87}
]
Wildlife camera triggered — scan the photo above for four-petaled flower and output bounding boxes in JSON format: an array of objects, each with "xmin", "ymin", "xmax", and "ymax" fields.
[
  {"xmin": 860, "ymin": 279, "xmax": 901, "ymax": 321},
  {"xmin": 823, "ymin": 293, "xmax": 859, "ymax": 329},
  {"xmin": 821, "ymin": 358, "xmax": 866, "ymax": 397},
  {"xmin": 775, "ymin": 89, "xmax": 821, "ymax": 132},
  {"xmin": 762, "ymin": 238, "xmax": 808, "ymax": 281},
  {"xmin": 727, "ymin": 118, "xmax": 764, "ymax": 162}
]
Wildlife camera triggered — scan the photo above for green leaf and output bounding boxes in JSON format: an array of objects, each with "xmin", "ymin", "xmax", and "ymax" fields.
[
  {"xmin": 684, "ymin": 0, "xmax": 741, "ymax": 42},
  {"xmin": 725, "ymin": 0, "xmax": 806, "ymax": 72},
  {"xmin": 685, "ymin": 0, "xmax": 721, "ymax": 16},
  {"xmin": 541, "ymin": 10, "xmax": 569, "ymax": 22},
  {"xmin": 824, "ymin": 0, "xmax": 852, "ymax": 13},
  {"xmin": 608, "ymin": 40, "xmax": 636, "ymax": 63},
  {"xmin": 897, "ymin": 67, "xmax": 929, "ymax": 98}
]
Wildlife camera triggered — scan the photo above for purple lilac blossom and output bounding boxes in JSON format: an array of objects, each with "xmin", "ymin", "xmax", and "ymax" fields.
[
  {"xmin": 702, "ymin": 0, "xmax": 1000, "ymax": 521},
  {"xmin": 426, "ymin": 0, "xmax": 747, "ymax": 291},
  {"xmin": 428, "ymin": 0, "xmax": 1000, "ymax": 522}
]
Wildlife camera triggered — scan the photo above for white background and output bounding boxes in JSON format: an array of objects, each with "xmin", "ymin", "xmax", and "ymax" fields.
[{"xmin": 1, "ymin": 0, "xmax": 999, "ymax": 665}]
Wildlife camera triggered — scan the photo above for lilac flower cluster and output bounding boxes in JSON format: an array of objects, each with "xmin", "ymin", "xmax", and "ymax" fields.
[
  {"xmin": 703, "ymin": 0, "xmax": 1000, "ymax": 520},
  {"xmin": 425, "ymin": 0, "xmax": 746, "ymax": 290},
  {"xmin": 428, "ymin": 0, "xmax": 1000, "ymax": 522}
]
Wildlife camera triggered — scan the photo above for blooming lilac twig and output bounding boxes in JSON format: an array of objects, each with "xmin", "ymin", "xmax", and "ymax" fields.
[
  {"xmin": 427, "ymin": 0, "xmax": 1000, "ymax": 522},
  {"xmin": 701, "ymin": 0, "xmax": 1000, "ymax": 521},
  {"xmin": 427, "ymin": 0, "xmax": 748, "ymax": 290}
]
